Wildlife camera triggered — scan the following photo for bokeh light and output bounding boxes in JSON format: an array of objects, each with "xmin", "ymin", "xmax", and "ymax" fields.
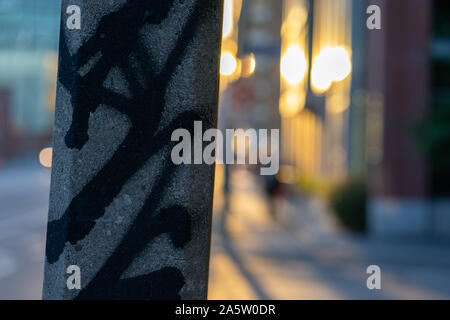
[
  {"xmin": 39, "ymin": 147, "xmax": 53, "ymax": 168},
  {"xmin": 279, "ymin": 89, "xmax": 304, "ymax": 117},
  {"xmin": 220, "ymin": 52, "xmax": 238, "ymax": 76},
  {"xmin": 311, "ymin": 46, "xmax": 352, "ymax": 93},
  {"xmin": 280, "ymin": 45, "xmax": 307, "ymax": 85},
  {"xmin": 222, "ymin": 0, "xmax": 234, "ymax": 39},
  {"xmin": 241, "ymin": 53, "xmax": 256, "ymax": 78}
]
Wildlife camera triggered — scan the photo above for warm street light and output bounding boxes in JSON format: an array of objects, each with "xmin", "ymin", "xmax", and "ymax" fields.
[
  {"xmin": 39, "ymin": 147, "xmax": 52, "ymax": 168},
  {"xmin": 280, "ymin": 45, "xmax": 307, "ymax": 86},
  {"xmin": 222, "ymin": 0, "xmax": 234, "ymax": 39},
  {"xmin": 220, "ymin": 52, "xmax": 238, "ymax": 76},
  {"xmin": 311, "ymin": 46, "xmax": 352, "ymax": 93}
]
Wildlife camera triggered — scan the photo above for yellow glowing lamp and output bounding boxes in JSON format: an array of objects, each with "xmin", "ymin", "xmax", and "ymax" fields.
[
  {"xmin": 39, "ymin": 147, "xmax": 53, "ymax": 168},
  {"xmin": 280, "ymin": 45, "xmax": 307, "ymax": 85},
  {"xmin": 222, "ymin": 0, "xmax": 233, "ymax": 39},
  {"xmin": 220, "ymin": 52, "xmax": 238, "ymax": 76},
  {"xmin": 279, "ymin": 89, "xmax": 305, "ymax": 118},
  {"xmin": 311, "ymin": 46, "xmax": 351, "ymax": 94},
  {"xmin": 241, "ymin": 54, "xmax": 256, "ymax": 78},
  {"xmin": 329, "ymin": 46, "xmax": 352, "ymax": 82}
]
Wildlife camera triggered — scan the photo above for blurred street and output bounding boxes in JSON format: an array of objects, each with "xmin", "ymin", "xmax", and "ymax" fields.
[
  {"xmin": 0, "ymin": 161, "xmax": 48, "ymax": 299},
  {"xmin": 208, "ymin": 167, "xmax": 450, "ymax": 300},
  {"xmin": 2, "ymin": 163, "xmax": 450, "ymax": 299},
  {"xmin": 1, "ymin": 0, "xmax": 450, "ymax": 302}
]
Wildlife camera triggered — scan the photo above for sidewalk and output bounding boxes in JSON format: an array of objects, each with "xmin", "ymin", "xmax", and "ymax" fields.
[
  {"xmin": 0, "ymin": 163, "xmax": 49, "ymax": 299},
  {"xmin": 208, "ymin": 168, "xmax": 450, "ymax": 299},
  {"xmin": 2, "ymin": 163, "xmax": 450, "ymax": 299}
]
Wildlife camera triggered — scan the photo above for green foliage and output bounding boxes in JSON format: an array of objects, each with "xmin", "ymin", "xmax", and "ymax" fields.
[
  {"xmin": 328, "ymin": 178, "xmax": 367, "ymax": 232},
  {"xmin": 296, "ymin": 176, "xmax": 330, "ymax": 197},
  {"xmin": 416, "ymin": 102, "xmax": 450, "ymax": 195}
]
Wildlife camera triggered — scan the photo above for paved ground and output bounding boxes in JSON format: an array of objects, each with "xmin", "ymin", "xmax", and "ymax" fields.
[
  {"xmin": 0, "ymin": 161, "xmax": 48, "ymax": 299},
  {"xmin": 208, "ymin": 167, "xmax": 450, "ymax": 299},
  {"xmin": 2, "ymin": 162, "xmax": 450, "ymax": 299}
]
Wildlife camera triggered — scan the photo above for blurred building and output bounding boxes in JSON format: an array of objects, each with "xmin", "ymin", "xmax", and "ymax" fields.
[
  {"xmin": 279, "ymin": 0, "xmax": 355, "ymax": 183},
  {"xmin": 277, "ymin": 0, "xmax": 450, "ymax": 238},
  {"xmin": 367, "ymin": 0, "xmax": 450, "ymax": 238},
  {"xmin": 219, "ymin": 0, "xmax": 282, "ymax": 134},
  {"xmin": 237, "ymin": 0, "xmax": 282, "ymax": 130},
  {"xmin": 0, "ymin": 0, "xmax": 60, "ymax": 162},
  {"xmin": 1, "ymin": 0, "xmax": 448, "ymax": 238}
]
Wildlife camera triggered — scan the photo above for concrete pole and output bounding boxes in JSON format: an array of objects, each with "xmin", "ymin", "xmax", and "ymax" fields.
[{"xmin": 43, "ymin": 0, "xmax": 223, "ymax": 300}]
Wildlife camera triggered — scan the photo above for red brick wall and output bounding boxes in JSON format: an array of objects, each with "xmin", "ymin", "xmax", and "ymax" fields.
[{"xmin": 367, "ymin": 0, "xmax": 431, "ymax": 198}]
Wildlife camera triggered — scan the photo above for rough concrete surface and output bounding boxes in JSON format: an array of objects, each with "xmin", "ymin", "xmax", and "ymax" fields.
[{"xmin": 43, "ymin": 0, "xmax": 223, "ymax": 300}]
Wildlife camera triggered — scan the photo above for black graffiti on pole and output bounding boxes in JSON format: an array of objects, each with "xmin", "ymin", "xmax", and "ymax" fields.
[{"xmin": 45, "ymin": 0, "xmax": 215, "ymax": 299}]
